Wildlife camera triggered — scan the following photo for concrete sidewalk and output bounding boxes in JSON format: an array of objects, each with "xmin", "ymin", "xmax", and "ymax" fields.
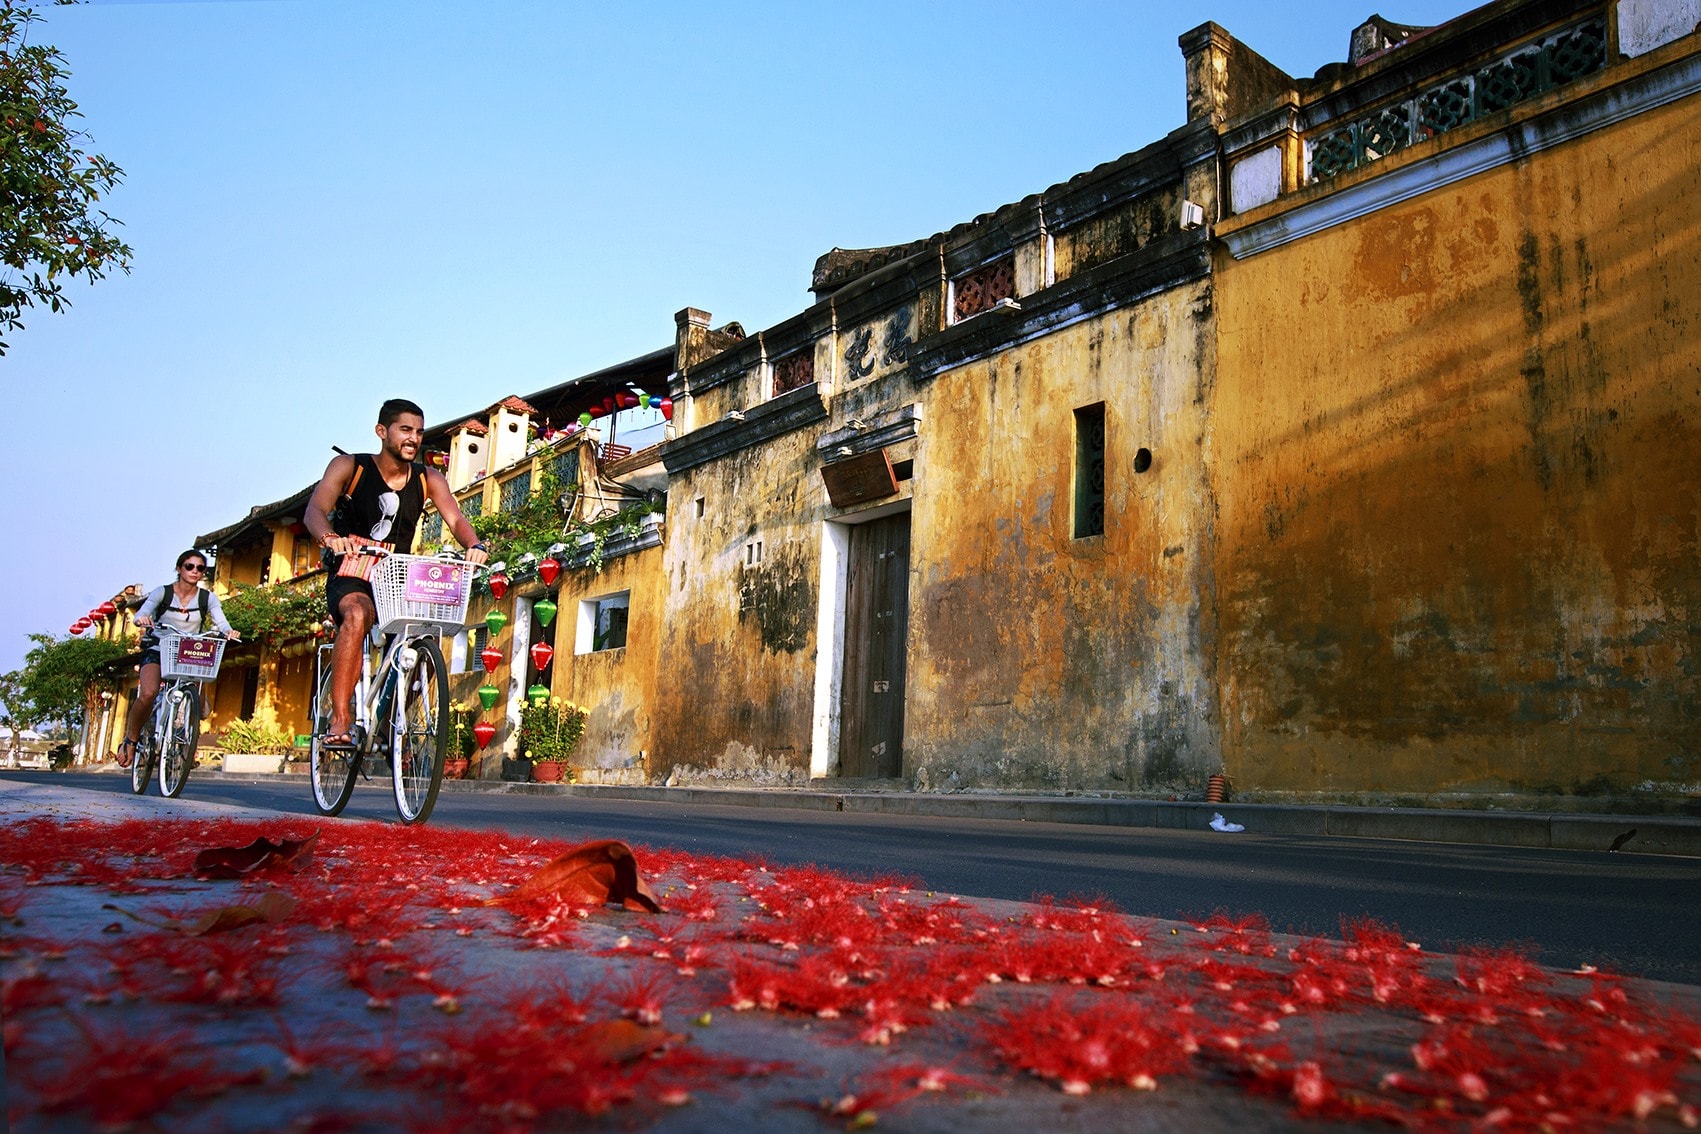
[{"xmin": 180, "ymin": 765, "xmax": 1701, "ymax": 858}]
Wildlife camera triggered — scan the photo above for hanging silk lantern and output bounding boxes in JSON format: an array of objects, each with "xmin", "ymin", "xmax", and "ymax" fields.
[
  {"xmin": 658, "ymin": 397, "xmax": 674, "ymax": 421},
  {"xmin": 538, "ymin": 556, "xmax": 561, "ymax": 586},
  {"xmin": 473, "ymin": 720, "xmax": 497, "ymax": 749},
  {"xmin": 488, "ymin": 572, "xmax": 509, "ymax": 600},
  {"xmin": 639, "ymin": 392, "xmax": 652, "ymax": 409},
  {"xmin": 602, "ymin": 395, "xmax": 617, "ymax": 414},
  {"xmin": 99, "ymin": 601, "xmax": 117, "ymax": 617},
  {"xmin": 530, "ymin": 640, "xmax": 554, "ymax": 671},
  {"xmin": 526, "ymin": 683, "xmax": 550, "ymax": 706},
  {"xmin": 533, "ymin": 598, "xmax": 557, "ymax": 627},
  {"xmin": 587, "ymin": 405, "xmax": 606, "ymax": 419},
  {"xmin": 69, "ymin": 623, "xmax": 83, "ymax": 635},
  {"xmin": 480, "ymin": 645, "xmax": 503, "ymax": 673},
  {"xmin": 578, "ymin": 411, "xmax": 592, "ymax": 427},
  {"xmin": 477, "ymin": 684, "xmax": 500, "ymax": 711},
  {"xmin": 485, "ymin": 607, "xmax": 508, "ymax": 636}
]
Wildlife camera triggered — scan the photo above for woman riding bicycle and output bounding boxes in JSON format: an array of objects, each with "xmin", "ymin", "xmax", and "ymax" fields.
[{"xmin": 115, "ymin": 550, "xmax": 241, "ymax": 768}]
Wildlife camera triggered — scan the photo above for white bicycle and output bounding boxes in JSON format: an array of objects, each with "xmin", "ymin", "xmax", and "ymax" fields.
[
  {"xmin": 131, "ymin": 629, "xmax": 226, "ymax": 799},
  {"xmin": 308, "ymin": 550, "xmax": 473, "ymax": 825}
]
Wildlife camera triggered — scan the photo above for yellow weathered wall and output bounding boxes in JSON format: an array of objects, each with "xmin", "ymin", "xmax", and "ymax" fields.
[
  {"xmin": 1211, "ymin": 88, "xmax": 1701, "ymax": 796},
  {"xmin": 905, "ymin": 285, "xmax": 1220, "ymax": 791},
  {"xmin": 550, "ymin": 541, "xmax": 664, "ymax": 775},
  {"xmin": 653, "ymin": 429, "xmax": 829, "ymax": 782}
]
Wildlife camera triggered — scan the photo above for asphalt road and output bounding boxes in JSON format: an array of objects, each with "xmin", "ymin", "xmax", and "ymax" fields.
[{"xmin": 13, "ymin": 771, "xmax": 1701, "ymax": 986}]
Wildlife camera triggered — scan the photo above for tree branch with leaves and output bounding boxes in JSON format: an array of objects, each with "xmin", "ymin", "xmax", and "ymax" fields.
[{"xmin": 0, "ymin": 0, "xmax": 131, "ymax": 356}]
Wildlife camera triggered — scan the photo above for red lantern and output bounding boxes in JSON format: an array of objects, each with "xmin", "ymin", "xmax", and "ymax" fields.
[
  {"xmin": 480, "ymin": 645, "xmax": 503, "ymax": 673},
  {"xmin": 530, "ymin": 641, "xmax": 554, "ymax": 671},
  {"xmin": 69, "ymin": 623, "xmax": 83, "ymax": 635},
  {"xmin": 473, "ymin": 721, "xmax": 497, "ymax": 749},
  {"xmin": 488, "ymin": 572, "xmax": 509, "ymax": 600},
  {"xmin": 587, "ymin": 405, "xmax": 606, "ymax": 419},
  {"xmin": 98, "ymin": 601, "xmax": 117, "ymax": 617},
  {"xmin": 615, "ymin": 392, "xmax": 637, "ymax": 409},
  {"xmin": 658, "ymin": 397, "xmax": 674, "ymax": 421},
  {"xmin": 538, "ymin": 556, "xmax": 561, "ymax": 586},
  {"xmin": 602, "ymin": 395, "xmax": 617, "ymax": 414}
]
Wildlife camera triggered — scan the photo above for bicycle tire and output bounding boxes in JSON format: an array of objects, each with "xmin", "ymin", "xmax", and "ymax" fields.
[
  {"xmin": 158, "ymin": 685, "xmax": 200, "ymax": 799},
  {"xmin": 129, "ymin": 721, "xmax": 157, "ymax": 795},
  {"xmin": 392, "ymin": 636, "xmax": 448, "ymax": 825},
  {"xmin": 310, "ymin": 663, "xmax": 359, "ymax": 817}
]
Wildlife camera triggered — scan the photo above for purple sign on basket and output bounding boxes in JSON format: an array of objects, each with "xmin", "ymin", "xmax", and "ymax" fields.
[
  {"xmin": 403, "ymin": 562, "xmax": 466, "ymax": 605},
  {"xmin": 176, "ymin": 638, "xmax": 219, "ymax": 667}
]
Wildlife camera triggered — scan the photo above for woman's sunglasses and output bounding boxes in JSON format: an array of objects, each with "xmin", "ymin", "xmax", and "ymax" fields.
[{"xmin": 182, "ymin": 563, "xmax": 207, "ymax": 573}]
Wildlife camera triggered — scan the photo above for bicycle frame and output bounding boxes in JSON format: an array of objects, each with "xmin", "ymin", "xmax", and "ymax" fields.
[{"xmin": 317, "ymin": 621, "xmax": 440, "ymax": 758}]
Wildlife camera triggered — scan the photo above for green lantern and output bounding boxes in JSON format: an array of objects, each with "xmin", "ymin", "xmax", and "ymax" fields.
[
  {"xmin": 638, "ymin": 392, "xmax": 651, "ymax": 409},
  {"xmin": 526, "ymin": 683, "xmax": 550, "ymax": 706},
  {"xmin": 533, "ymin": 598, "xmax": 558, "ymax": 627},
  {"xmin": 477, "ymin": 684, "xmax": 500, "ymax": 711},
  {"xmin": 485, "ymin": 607, "xmax": 509, "ymax": 636},
  {"xmin": 578, "ymin": 411, "xmax": 592, "ymax": 427}
]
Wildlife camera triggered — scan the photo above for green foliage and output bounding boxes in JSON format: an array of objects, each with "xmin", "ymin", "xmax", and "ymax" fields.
[
  {"xmin": 517, "ymin": 695, "xmax": 586, "ymax": 765},
  {"xmin": 449, "ymin": 701, "xmax": 479, "ymax": 758},
  {"xmin": 219, "ymin": 582, "xmax": 327, "ymax": 640},
  {"xmin": 220, "ymin": 717, "xmax": 294, "ymax": 756},
  {"xmin": 18, "ymin": 631, "xmax": 128, "ymax": 731},
  {"xmin": 0, "ymin": 2, "xmax": 133, "ymax": 356},
  {"xmin": 468, "ymin": 471, "xmax": 574, "ymax": 564}
]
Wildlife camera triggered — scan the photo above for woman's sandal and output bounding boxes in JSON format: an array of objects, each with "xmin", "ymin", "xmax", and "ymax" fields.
[{"xmin": 114, "ymin": 738, "xmax": 136, "ymax": 769}]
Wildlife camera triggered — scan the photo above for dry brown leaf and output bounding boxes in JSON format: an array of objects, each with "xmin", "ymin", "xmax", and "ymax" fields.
[
  {"xmin": 486, "ymin": 839, "xmax": 662, "ymax": 913},
  {"xmin": 193, "ymin": 831, "xmax": 320, "ymax": 879},
  {"xmin": 103, "ymin": 891, "xmax": 298, "ymax": 936},
  {"xmin": 581, "ymin": 1018, "xmax": 682, "ymax": 1063}
]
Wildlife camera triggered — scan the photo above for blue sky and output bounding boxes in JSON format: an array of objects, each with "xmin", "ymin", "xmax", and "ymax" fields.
[{"xmin": 3, "ymin": 0, "xmax": 1469, "ymax": 672}]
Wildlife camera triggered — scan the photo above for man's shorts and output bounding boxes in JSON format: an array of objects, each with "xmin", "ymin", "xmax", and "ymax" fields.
[{"xmin": 326, "ymin": 575, "xmax": 376, "ymax": 626}]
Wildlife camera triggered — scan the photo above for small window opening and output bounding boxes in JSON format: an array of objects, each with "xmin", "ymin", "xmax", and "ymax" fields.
[
  {"xmin": 1073, "ymin": 403, "xmax": 1106, "ymax": 539},
  {"xmin": 893, "ymin": 459, "xmax": 914, "ymax": 482},
  {"xmin": 1133, "ymin": 447, "xmax": 1153, "ymax": 474},
  {"xmin": 746, "ymin": 540, "xmax": 763, "ymax": 566},
  {"xmin": 576, "ymin": 591, "xmax": 630, "ymax": 653},
  {"xmin": 694, "ymin": 497, "xmax": 706, "ymax": 518}
]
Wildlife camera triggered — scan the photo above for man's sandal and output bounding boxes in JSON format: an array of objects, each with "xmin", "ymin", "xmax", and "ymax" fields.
[
  {"xmin": 114, "ymin": 738, "xmax": 136, "ymax": 769},
  {"xmin": 322, "ymin": 730, "xmax": 356, "ymax": 750}
]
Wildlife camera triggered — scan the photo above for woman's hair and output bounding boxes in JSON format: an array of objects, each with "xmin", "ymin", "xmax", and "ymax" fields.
[{"xmin": 175, "ymin": 550, "xmax": 207, "ymax": 570}]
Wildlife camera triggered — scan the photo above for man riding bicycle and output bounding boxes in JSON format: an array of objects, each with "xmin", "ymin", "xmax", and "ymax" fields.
[{"xmin": 304, "ymin": 398, "xmax": 487, "ymax": 746}]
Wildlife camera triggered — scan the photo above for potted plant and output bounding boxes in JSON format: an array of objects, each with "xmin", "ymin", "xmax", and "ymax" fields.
[
  {"xmin": 446, "ymin": 702, "xmax": 479, "ymax": 779},
  {"xmin": 518, "ymin": 695, "xmax": 586, "ymax": 783}
]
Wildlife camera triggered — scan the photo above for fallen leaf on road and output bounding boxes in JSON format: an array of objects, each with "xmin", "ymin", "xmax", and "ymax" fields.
[
  {"xmin": 193, "ymin": 831, "xmax": 320, "ymax": 879},
  {"xmin": 103, "ymin": 891, "xmax": 298, "ymax": 936},
  {"xmin": 486, "ymin": 840, "xmax": 662, "ymax": 913}
]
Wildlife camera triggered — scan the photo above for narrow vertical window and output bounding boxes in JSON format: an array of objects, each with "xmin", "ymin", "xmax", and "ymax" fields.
[{"xmin": 1073, "ymin": 403, "xmax": 1106, "ymax": 538}]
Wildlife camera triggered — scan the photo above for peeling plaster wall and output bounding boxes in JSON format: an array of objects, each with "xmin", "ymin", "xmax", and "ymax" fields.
[
  {"xmin": 549, "ymin": 543, "xmax": 666, "ymax": 775},
  {"xmin": 1211, "ymin": 92, "xmax": 1701, "ymax": 796},
  {"xmin": 652, "ymin": 431, "xmax": 829, "ymax": 783},
  {"xmin": 906, "ymin": 285, "xmax": 1221, "ymax": 792}
]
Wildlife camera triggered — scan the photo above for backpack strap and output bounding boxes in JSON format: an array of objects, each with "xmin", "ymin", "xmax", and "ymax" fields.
[{"xmin": 198, "ymin": 587, "xmax": 210, "ymax": 631}]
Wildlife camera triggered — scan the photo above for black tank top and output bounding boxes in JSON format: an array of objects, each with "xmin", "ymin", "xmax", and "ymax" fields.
[{"xmin": 333, "ymin": 454, "xmax": 426, "ymax": 549}]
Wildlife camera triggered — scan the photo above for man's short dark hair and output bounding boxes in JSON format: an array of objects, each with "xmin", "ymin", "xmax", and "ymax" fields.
[{"xmin": 378, "ymin": 398, "xmax": 425, "ymax": 427}]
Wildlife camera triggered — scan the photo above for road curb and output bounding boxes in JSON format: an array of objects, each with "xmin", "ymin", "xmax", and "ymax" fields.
[{"xmin": 180, "ymin": 770, "xmax": 1701, "ymax": 858}]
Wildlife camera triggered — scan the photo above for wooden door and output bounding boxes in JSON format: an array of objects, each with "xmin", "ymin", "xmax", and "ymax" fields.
[{"xmin": 838, "ymin": 512, "xmax": 911, "ymax": 778}]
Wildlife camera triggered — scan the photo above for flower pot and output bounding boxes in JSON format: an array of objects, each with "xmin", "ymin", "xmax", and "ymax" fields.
[
  {"xmin": 444, "ymin": 758, "xmax": 470, "ymax": 780},
  {"xmin": 532, "ymin": 761, "xmax": 564, "ymax": 783}
]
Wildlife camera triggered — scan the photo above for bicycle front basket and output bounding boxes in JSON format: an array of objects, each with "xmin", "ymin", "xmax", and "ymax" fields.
[
  {"xmin": 159, "ymin": 633, "xmax": 226, "ymax": 681},
  {"xmin": 371, "ymin": 554, "xmax": 472, "ymax": 634}
]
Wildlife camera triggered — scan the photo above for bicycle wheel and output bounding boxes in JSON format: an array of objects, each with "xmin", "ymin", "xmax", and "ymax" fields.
[
  {"xmin": 392, "ymin": 636, "xmax": 448, "ymax": 825},
  {"xmin": 129, "ymin": 718, "xmax": 158, "ymax": 795},
  {"xmin": 158, "ymin": 685, "xmax": 200, "ymax": 799},
  {"xmin": 310, "ymin": 663, "xmax": 359, "ymax": 817}
]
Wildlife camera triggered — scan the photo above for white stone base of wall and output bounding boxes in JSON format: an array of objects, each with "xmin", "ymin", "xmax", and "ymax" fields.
[{"xmin": 222, "ymin": 752, "xmax": 284, "ymax": 774}]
